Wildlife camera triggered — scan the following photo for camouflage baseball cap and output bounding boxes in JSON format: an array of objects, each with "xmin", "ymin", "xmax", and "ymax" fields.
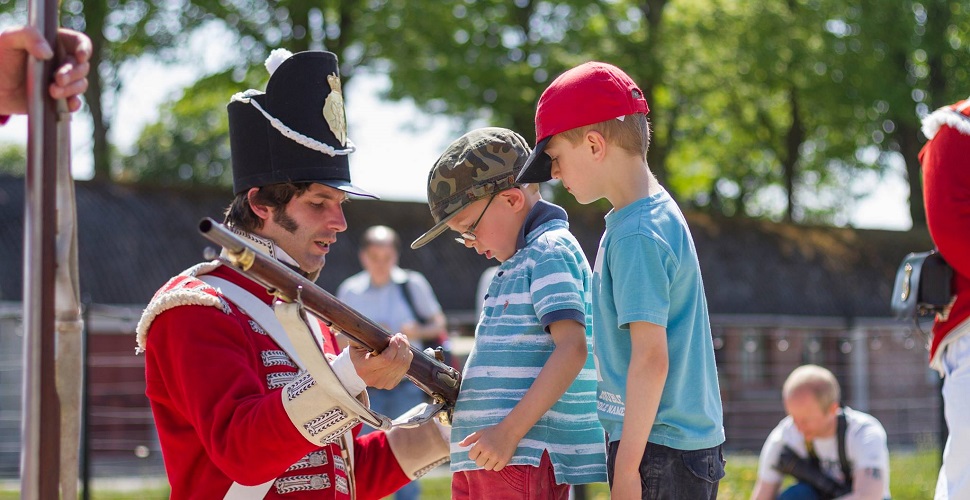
[{"xmin": 411, "ymin": 127, "xmax": 530, "ymax": 249}]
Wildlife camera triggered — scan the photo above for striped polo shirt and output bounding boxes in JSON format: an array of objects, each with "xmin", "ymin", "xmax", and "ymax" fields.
[{"xmin": 450, "ymin": 200, "xmax": 607, "ymax": 485}]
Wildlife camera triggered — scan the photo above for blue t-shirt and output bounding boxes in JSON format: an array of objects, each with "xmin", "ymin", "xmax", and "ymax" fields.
[
  {"xmin": 592, "ymin": 187, "xmax": 725, "ymax": 450},
  {"xmin": 450, "ymin": 200, "xmax": 607, "ymax": 485}
]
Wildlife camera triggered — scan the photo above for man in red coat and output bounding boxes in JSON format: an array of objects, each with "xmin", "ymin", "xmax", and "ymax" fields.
[
  {"xmin": 136, "ymin": 49, "xmax": 448, "ymax": 499},
  {"xmin": 920, "ymin": 96, "xmax": 970, "ymax": 500}
]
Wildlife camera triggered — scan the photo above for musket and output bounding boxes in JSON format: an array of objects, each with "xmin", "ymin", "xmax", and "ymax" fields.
[
  {"xmin": 198, "ymin": 218, "xmax": 461, "ymax": 420},
  {"xmin": 22, "ymin": 0, "xmax": 84, "ymax": 497}
]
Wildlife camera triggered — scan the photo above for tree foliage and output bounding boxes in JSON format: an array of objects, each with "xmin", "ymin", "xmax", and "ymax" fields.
[
  {"xmin": 0, "ymin": 142, "xmax": 25, "ymax": 176},
  {"xmin": 118, "ymin": 0, "xmax": 970, "ymax": 227},
  {"xmin": 118, "ymin": 0, "xmax": 400, "ymax": 186}
]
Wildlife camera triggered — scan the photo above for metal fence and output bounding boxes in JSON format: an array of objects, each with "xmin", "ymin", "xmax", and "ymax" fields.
[{"xmin": 0, "ymin": 303, "xmax": 943, "ymax": 481}]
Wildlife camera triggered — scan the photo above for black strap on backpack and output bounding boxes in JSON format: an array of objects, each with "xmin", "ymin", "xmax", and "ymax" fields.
[
  {"xmin": 398, "ymin": 273, "xmax": 428, "ymax": 324},
  {"xmin": 803, "ymin": 408, "xmax": 853, "ymax": 493},
  {"xmin": 837, "ymin": 410, "xmax": 853, "ymax": 491},
  {"xmin": 398, "ymin": 273, "xmax": 452, "ymax": 367}
]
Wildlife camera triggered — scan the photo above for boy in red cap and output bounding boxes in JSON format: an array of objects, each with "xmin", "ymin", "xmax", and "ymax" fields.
[
  {"xmin": 517, "ymin": 62, "xmax": 725, "ymax": 499},
  {"xmin": 920, "ymin": 96, "xmax": 970, "ymax": 499}
]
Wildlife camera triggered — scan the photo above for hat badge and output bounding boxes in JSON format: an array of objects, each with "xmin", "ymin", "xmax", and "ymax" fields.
[{"xmin": 323, "ymin": 74, "xmax": 347, "ymax": 147}]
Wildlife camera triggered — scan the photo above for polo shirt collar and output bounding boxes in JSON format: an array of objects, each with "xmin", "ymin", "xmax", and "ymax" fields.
[{"xmin": 516, "ymin": 199, "xmax": 568, "ymax": 251}]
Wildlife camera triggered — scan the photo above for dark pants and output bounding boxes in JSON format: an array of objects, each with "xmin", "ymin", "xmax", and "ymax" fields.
[
  {"xmin": 606, "ymin": 440, "xmax": 725, "ymax": 499},
  {"xmin": 778, "ymin": 482, "xmax": 820, "ymax": 500}
]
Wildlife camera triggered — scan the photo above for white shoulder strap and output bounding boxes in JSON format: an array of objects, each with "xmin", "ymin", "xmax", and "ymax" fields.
[
  {"xmin": 222, "ymin": 480, "xmax": 275, "ymax": 500},
  {"xmin": 200, "ymin": 275, "xmax": 306, "ymax": 369},
  {"xmin": 200, "ymin": 275, "xmax": 393, "ymax": 499}
]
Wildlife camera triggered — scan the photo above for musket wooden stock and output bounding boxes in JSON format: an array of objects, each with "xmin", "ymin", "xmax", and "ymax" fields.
[{"xmin": 198, "ymin": 218, "xmax": 461, "ymax": 408}]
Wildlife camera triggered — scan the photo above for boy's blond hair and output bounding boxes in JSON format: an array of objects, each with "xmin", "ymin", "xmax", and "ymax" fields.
[
  {"xmin": 782, "ymin": 364, "xmax": 841, "ymax": 411},
  {"xmin": 558, "ymin": 113, "xmax": 651, "ymax": 160}
]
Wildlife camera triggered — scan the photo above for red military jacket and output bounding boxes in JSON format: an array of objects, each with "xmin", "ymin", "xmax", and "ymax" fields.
[
  {"xmin": 141, "ymin": 263, "xmax": 409, "ymax": 499},
  {"xmin": 921, "ymin": 98, "xmax": 970, "ymax": 366}
]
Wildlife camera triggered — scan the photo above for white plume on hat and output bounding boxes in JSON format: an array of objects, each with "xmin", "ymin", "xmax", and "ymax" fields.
[{"xmin": 265, "ymin": 48, "xmax": 294, "ymax": 76}]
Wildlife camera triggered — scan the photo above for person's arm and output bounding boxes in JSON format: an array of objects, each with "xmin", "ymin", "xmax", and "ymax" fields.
[
  {"xmin": 0, "ymin": 26, "xmax": 90, "ymax": 115},
  {"xmin": 752, "ymin": 423, "xmax": 791, "ymax": 499},
  {"xmin": 400, "ymin": 311, "xmax": 447, "ymax": 342},
  {"xmin": 835, "ymin": 418, "xmax": 890, "ymax": 500},
  {"xmin": 400, "ymin": 272, "xmax": 448, "ymax": 342},
  {"xmin": 832, "ymin": 468, "xmax": 886, "ymax": 500},
  {"xmin": 459, "ymin": 318, "xmax": 589, "ymax": 470},
  {"xmin": 611, "ymin": 320, "xmax": 668, "ymax": 500},
  {"xmin": 751, "ymin": 479, "xmax": 781, "ymax": 500}
]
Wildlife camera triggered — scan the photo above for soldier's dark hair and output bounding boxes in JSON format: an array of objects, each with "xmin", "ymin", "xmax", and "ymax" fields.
[{"xmin": 223, "ymin": 182, "xmax": 313, "ymax": 233}]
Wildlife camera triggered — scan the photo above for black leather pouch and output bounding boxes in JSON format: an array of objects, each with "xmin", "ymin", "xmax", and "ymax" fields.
[{"xmin": 891, "ymin": 250, "xmax": 953, "ymax": 320}]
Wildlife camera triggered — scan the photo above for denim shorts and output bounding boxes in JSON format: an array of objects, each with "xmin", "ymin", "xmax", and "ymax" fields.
[{"xmin": 607, "ymin": 440, "xmax": 725, "ymax": 500}]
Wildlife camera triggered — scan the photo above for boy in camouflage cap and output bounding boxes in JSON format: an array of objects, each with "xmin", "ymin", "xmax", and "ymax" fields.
[{"xmin": 412, "ymin": 127, "xmax": 607, "ymax": 499}]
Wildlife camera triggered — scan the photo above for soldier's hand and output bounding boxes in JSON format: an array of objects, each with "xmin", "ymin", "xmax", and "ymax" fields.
[{"xmin": 350, "ymin": 332, "xmax": 412, "ymax": 389}]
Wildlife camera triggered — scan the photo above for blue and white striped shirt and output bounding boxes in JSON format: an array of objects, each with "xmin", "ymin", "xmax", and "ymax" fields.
[{"xmin": 450, "ymin": 200, "xmax": 608, "ymax": 485}]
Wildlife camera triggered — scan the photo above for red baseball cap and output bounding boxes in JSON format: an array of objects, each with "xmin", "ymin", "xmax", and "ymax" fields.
[{"xmin": 516, "ymin": 61, "xmax": 650, "ymax": 184}]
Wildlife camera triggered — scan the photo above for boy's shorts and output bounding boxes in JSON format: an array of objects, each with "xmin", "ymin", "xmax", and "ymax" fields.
[
  {"xmin": 607, "ymin": 440, "xmax": 725, "ymax": 499},
  {"xmin": 451, "ymin": 450, "xmax": 569, "ymax": 500}
]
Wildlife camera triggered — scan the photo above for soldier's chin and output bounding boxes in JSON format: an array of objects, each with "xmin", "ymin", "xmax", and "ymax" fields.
[{"xmin": 302, "ymin": 257, "xmax": 326, "ymax": 275}]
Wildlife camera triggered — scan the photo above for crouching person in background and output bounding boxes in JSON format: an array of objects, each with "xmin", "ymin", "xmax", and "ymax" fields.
[{"xmin": 751, "ymin": 365, "xmax": 890, "ymax": 500}]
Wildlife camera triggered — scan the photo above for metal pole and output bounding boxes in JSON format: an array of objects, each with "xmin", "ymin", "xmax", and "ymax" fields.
[
  {"xmin": 80, "ymin": 302, "xmax": 91, "ymax": 500},
  {"xmin": 849, "ymin": 327, "xmax": 869, "ymax": 411},
  {"xmin": 22, "ymin": 0, "xmax": 62, "ymax": 496}
]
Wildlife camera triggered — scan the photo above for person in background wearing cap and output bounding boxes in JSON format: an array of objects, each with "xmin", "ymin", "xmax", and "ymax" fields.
[
  {"xmin": 920, "ymin": 97, "xmax": 970, "ymax": 500},
  {"xmin": 336, "ymin": 224, "xmax": 447, "ymax": 500},
  {"xmin": 412, "ymin": 127, "xmax": 607, "ymax": 499},
  {"xmin": 136, "ymin": 49, "xmax": 448, "ymax": 499},
  {"xmin": 0, "ymin": 25, "xmax": 91, "ymax": 121},
  {"xmin": 516, "ymin": 61, "xmax": 726, "ymax": 499}
]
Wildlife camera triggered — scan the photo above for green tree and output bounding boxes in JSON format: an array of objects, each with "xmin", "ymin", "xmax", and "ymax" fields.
[
  {"xmin": 61, "ymin": 0, "xmax": 219, "ymax": 182},
  {"xmin": 840, "ymin": 0, "xmax": 970, "ymax": 228},
  {"xmin": 659, "ymin": 0, "xmax": 877, "ymax": 223},
  {"xmin": 122, "ymin": 0, "xmax": 969, "ymax": 227},
  {"xmin": 119, "ymin": 0, "xmax": 399, "ymax": 186},
  {"xmin": 0, "ymin": 142, "xmax": 26, "ymax": 176},
  {"xmin": 375, "ymin": 0, "xmax": 673, "ymax": 182},
  {"xmin": 121, "ymin": 71, "xmax": 240, "ymax": 186}
]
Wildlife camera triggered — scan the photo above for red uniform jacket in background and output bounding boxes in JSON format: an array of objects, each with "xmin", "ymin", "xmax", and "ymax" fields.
[{"xmin": 921, "ymin": 98, "xmax": 970, "ymax": 365}]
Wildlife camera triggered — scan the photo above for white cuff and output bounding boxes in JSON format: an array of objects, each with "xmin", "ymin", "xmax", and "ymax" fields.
[{"xmin": 331, "ymin": 347, "xmax": 367, "ymax": 397}]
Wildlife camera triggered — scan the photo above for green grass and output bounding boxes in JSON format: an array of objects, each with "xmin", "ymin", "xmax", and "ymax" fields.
[
  {"xmin": 0, "ymin": 450, "xmax": 939, "ymax": 499},
  {"xmin": 415, "ymin": 449, "xmax": 940, "ymax": 500}
]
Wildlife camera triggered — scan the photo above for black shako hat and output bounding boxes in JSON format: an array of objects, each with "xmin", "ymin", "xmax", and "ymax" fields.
[{"xmin": 227, "ymin": 49, "xmax": 377, "ymax": 198}]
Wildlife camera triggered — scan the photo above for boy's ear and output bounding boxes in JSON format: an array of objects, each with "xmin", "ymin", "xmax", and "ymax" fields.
[
  {"xmin": 585, "ymin": 130, "xmax": 607, "ymax": 161},
  {"xmin": 246, "ymin": 187, "xmax": 272, "ymax": 221},
  {"xmin": 501, "ymin": 187, "xmax": 527, "ymax": 213}
]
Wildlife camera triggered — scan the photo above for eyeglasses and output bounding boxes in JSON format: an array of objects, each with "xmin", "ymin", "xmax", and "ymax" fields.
[{"xmin": 455, "ymin": 195, "xmax": 496, "ymax": 243}]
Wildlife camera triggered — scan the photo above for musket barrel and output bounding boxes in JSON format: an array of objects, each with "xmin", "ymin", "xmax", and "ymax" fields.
[{"xmin": 199, "ymin": 218, "xmax": 246, "ymax": 254}]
